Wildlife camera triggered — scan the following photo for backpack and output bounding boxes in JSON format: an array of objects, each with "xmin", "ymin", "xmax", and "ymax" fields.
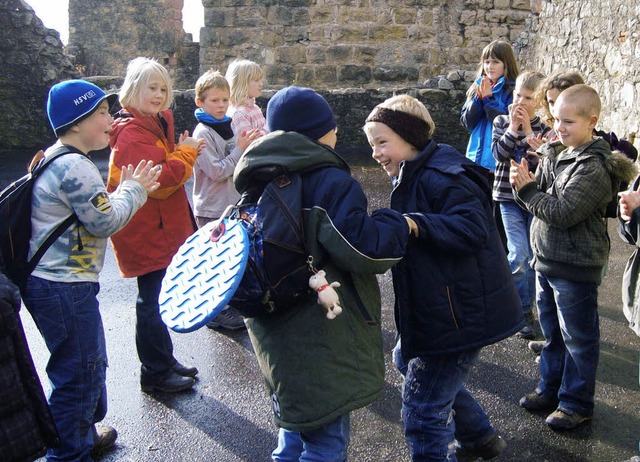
[
  {"xmin": 0, "ymin": 146, "xmax": 79, "ymax": 289},
  {"xmin": 228, "ymin": 172, "xmax": 315, "ymax": 317}
]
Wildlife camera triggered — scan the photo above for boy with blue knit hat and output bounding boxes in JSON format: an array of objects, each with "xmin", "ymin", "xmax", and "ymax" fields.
[
  {"xmin": 22, "ymin": 79, "xmax": 161, "ymax": 461},
  {"xmin": 233, "ymin": 86, "xmax": 413, "ymax": 460}
]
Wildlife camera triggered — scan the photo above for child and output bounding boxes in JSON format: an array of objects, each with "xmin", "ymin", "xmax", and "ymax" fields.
[
  {"xmin": 536, "ymin": 71, "xmax": 585, "ymax": 130},
  {"xmin": 235, "ymin": 86, "xmax": 411, "ymax": 461},
  {"xmin": 618, "ymin": 176, "xmax": 640, "ymax": 462},
  {"xmin": 225, "ymin": 59, "xmax": 269, "ymax": 137},
  {"xmin": 492, "ymin": 71, "xmax": 551, "ymax": 340},
  {"xmin": 22, "ymin": 79, "xmax": 160, "ymax": 460},
  {"xmin": 364, "ymin": 95, "xmax": 523, "ymax": 461},
  {"xmin": 461, "ymin": 39, "xmax": 520, "ymax": 172},
  {"xmin": 510, "ymin": 84, "xmax": 637, "ymax": 430},
  {"xmin": 191, "ymin": 69, "xmax": 260, "ymax": 330},
  {"xmin": 108, "ymin": 57, "xmax": 204, "ymax": 394}
]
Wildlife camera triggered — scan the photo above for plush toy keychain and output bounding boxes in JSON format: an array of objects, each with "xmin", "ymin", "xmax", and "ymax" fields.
[{"xmin": 309, "ymin": 270, "xmax": 342, "ymax": 319}]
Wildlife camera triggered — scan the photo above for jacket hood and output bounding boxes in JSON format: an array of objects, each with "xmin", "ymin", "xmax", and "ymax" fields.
[
  {"xmin": 233, "ymin": 131, "xmax": 349, "ymax": 193},
  {"xmin": 110, "ymin": 108, "xmax": 174, "ymax": 150}
]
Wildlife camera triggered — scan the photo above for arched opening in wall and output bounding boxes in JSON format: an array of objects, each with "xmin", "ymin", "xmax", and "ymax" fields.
[{"xmin": 183, "ymin": 0, "xmax": 204, "ymax": 42}]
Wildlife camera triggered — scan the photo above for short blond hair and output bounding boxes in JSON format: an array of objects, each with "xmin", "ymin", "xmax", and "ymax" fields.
[
  {"xmin": 225, "ymin": 59, "xmax": 264, "ymax": 106},
  {"xmin": 195, "ymin": 69, "xmax": 230, "ymax": 102},
  {"xmin": 375, "ymin": 94, "xmax": 435, "ymax": 138},
  {"xmin": 556, "ymin": 84, "xmax": 601, "ymax": 119},
  {"xmin": 119, "ymin": 57, "xmax": 173, "ymax": 110}
]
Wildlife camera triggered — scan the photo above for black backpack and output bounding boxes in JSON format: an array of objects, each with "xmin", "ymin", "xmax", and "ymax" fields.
[
  {"xmin": 0, "ymin": 146, "xmax": 79, "ymax": 289},
  {"xmin": 228, "ymin": 172, "xmax": 315, "ymax": 317}
]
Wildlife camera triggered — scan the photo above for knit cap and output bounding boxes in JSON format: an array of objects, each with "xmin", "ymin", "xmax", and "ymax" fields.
[
  {"xmin": 47, "ymin": 79, "xmax": 118, "ymax": 137},
  {"xmin": 266, "ymin": 86, "xmax": 336, "ymax": 140}
]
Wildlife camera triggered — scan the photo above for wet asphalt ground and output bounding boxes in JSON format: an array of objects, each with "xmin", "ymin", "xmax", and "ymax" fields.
[{"xmin": 2, "ymin": 150, "xmax": 640, "ymax": 462}]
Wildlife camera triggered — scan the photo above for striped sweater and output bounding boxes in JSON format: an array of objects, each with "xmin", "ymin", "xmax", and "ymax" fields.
[{"xmin": 491, "ymin": 114, "xmax": 551, "ymax": 202}]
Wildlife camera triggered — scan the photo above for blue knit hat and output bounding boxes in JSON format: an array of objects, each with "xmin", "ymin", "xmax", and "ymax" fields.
[
  {"xmin": 47, "ymin": 80, "xmax": 118, "ymax": 137},
  {"xmin": 266, "ymin": 86, "xmax": 337, "ymax": 140}
]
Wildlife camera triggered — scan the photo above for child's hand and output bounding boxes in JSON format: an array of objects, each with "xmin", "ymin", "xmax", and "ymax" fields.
[
  {"xmin": 178, "ymin": 130, "xmax": 205, "ymax": 152},
  {"xmin": 619, "ymin": 188, "xmax": 640, "ymax": 221},
  {"xmin": 527, "ymin": 133, "xmax": 547, "ymax": 152},
  {"xmin": 509, "ymin": 158, "xmax": 535, "ymax": 191},
  {"xmin": 236, "ymin": 128, "xmax": 263, "ymax": 152},
  {"xmin": 477, "ymin": 77, "xmax": 493, "ymax": 99},
  {"xmin": 121, "ymin": 160, "xmax": 161, "ymax": 193}
]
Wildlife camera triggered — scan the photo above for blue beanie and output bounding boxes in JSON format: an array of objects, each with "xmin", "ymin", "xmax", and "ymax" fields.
[
  {"xmin": 47, "ymin": 80, "xmax": 118, "ymax": 137},
  {"xmin": 266, "ymin": 86, "xmax": 337, "ymax": 140}
]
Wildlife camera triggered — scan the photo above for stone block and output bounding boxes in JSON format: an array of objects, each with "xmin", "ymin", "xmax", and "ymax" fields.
[
  {"xmin": 220, "ymin": 29, "xmax": 251, "ymax": 47},
  {"xmin": 372, "ymin": 66, "xmax": 419, "ymax": 82},
  {"xmin": 347, "ymin": 8, "xmax": 378, "ymax": 23},
  {"xmin": 307, "ymin": 46, "xmax": 326, "ymax": 63},
  {"xmin": 326, "ymin": 45, "xmax": 352, "ymax": 61},
  {"xmin": 330, "ymin": 25, "xmax": 370, "ymax": 42},
  {"xmin": 339, "ymin": 65, "xmax": 372, "ymax": 84},
  {"xmin": 394, "ymin": 8, "xmax": 419, "ymax": 24},
  {"xmin": 234, "ymin": 7, "xmax": 267, "ymax": 27},
  {"xmin": 315, "ymin": 65, "xmax": 338, "ymax": 83},
  {"xmin": 310, "ymin": 7, "xmax": 335, "ymax": 24},
  {"xmin": 459, "ymin": 10, "xmax": 477, "ymax": 26},
  {"xmin": 278, "ymin": 45, "xmax": 308, "ymax": 64},
  {"xmin": 267, "ymin": 6, "xmax": 294, "ymax": 25},
  {"xmin": 369, "ymin": 25, "xmax": 408, "ymax": 40},
  {"xmin": 494, "ymin": 0, "xmax": 510, "ymax": 8}
]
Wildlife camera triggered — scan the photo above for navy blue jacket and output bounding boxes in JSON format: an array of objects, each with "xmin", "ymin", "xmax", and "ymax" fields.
[{"xmin": 390, "ymin": 141, "xmax": 524, "ymax": 359}]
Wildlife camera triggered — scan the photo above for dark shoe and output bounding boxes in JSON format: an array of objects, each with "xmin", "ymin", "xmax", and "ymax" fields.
[
  {"xmin": 517, "ymin": 310, "xmax": 537, "ymax": 339},
  {"xmin": 173, "ymin": 361, "xmax": 198, "ymax": 378},
  {"xmin": 92, "ymin": 425, "xmax": 117, "ymax": 455},
  {"xmin": 528, "ymin": 340, "xmax": 545, "ymax": 355},
  {"xmin": 457, "ymin": 433, "xmax": 506, "ymax": 460},
  {"xmin": 141, "ymin": 370, "xmax": 195, "ymax": 393},
  {"xmin": 545, "ymin": 408, "xmax": 591, "ymax": 430},
  {"xmin": 519, "ymin": 391, "xmax": 558, "ymax": 412},
  {"xmin": 206, "ymin": 306, "xmax": 246, "ymax": 331}
]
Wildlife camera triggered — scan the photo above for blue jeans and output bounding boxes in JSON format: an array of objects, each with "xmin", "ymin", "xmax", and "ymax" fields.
[
  {"xmin": 499, "ymin": 201, "xmax": 535, "ymax": 312},
  {"xmin": 272, "ymin": 414, "xmax": 350, "ymax": 461},
  {"xmin": 536, "ymin": 272, "xmax": 600, "ymax": 416},
  {"xmin": 136, "ymin": 269, "xmax": 175, "ymax": 377},
  {"xmin": 393, "ymin": 341, "xmax": 495, "ymax": 462},
  {"xmin": 23, "ymin": 276, "xmax": 107, "ymax": 462}
]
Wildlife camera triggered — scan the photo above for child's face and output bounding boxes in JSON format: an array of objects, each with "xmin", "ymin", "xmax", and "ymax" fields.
[
  {"xmin": 247, "ymin": 79, "xmax": 263, "ymax": 99},
  {"xmin": 512, "ymin": 85, "xmax": 537, "ymax": 119},
  {"xmin": 75, "ymin": 100, "xmax": 113, "ymax": 152},
  {"xmin": 483, "ymin": 56, "xmax": 505, "ymax": 82},
  {"xmin": 197, "ymin": 87, "xmax": 230, "ymax": 120},
  {"xmin": 546, "ymin": 88, "xmax": 561, "ymax": 117},
  {"xmin": 552, "ymin": 97, "xmax": 597, "ymax": 149},
  {"xmin": 136, "ymin": 73, "xmax": 168, "ymax": 116},
  {"xmin": 365, "ymin": 122, "xmax": 418, "ymax": 178}
]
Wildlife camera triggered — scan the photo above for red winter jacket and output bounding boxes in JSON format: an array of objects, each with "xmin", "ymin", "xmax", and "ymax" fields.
[{"xmin": 108, "ymin": 108, "xmax": 197, "ymax": 277}]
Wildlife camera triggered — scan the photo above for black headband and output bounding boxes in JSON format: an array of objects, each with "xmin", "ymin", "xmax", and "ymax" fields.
[{"xmin": 365, "ymin": 106, "xmax": 432, "ymax": 151}]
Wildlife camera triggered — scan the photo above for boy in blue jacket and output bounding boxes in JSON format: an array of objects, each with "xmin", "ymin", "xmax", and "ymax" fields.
[{"xmin": 365, "ymin": 94, "xmax": 523, "ymax": 461}]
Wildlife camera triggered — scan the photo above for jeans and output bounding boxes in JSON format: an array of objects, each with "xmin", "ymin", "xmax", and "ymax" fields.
[
  {"xmin": 272, "ymin": 414, "xmax": 350, "ymax": 462},
  {"xmin": 499, "ymin": 201, "xmax": 535, "ymax": 312},
  {"xmin": 536, "ymin": 272, "xmax": 600, "ymax": 416},
  {"xmin": 136, "ymin": 269, "xmax": 175, "ymax": 377},
  {"xmin": 23, "ymin": 276, "xmax": 107, "ymax": 462},
  {"xmin": 393, "ymin": 341, "xmax": 495, "ymax": 462}
]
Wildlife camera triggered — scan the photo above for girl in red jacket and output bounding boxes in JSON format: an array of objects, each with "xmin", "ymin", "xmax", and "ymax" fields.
[{"xmin": 108, "ymin": 57, "xmax": 204, "ymax": 393}]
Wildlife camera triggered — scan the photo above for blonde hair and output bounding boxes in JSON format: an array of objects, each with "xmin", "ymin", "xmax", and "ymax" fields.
[
  {"xmin": 119, "ymin": 57, "xmax": 173, "ymax": 110},
  {"xmin": 195, "ymin": 69, "xmax": 230, "ymax": 102},
  {"xmin": 516, "ymin": 71, "xmax": 545, "ymax": 92},
  {"xmin": 556, "ymin": 84, "xmax": 601, "ymax": 119},
  {"xmin": 225, "ymin": 59, "xmax": 264, "ymax": 106},
  {"xmin": 535, "ymin": 71, "xmax": 585, "ymax": 125},
  {"xmin": 466, "ymin": 40, "xmax": 520, "ymax": 100},
  {"xmin": 376, "ymin": 94, "xmax": 436, "ymax": 138}
]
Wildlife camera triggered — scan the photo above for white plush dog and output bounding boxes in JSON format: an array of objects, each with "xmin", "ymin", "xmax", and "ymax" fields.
[{"xmin": 308, "ymin": 270, "xmax": 343, "ymax": 319}]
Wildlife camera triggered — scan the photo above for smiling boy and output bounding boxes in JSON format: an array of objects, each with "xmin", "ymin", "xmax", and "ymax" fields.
[{"xmin": 510, "ymin": 84, "xmax": 637, "ymax": 430}]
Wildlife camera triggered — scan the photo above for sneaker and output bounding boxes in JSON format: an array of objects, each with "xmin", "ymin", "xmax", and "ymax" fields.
[
  {"xmin": 517, "ymin": 310, "xmax": 537, "ymax": 339},
  {"xmin": 545, "ymin": 408, "xmax": 591, "ymax": 430},
  {"xmin": 172, "ymin": 361, "xmax": 198, "ymax": 378},
  {"xmin": 92, "ymin": 425, "xmax": 117, "ymax": 455},
  {"xmin": 519, "ymin": 391, "xmax": 558, "ymax": 412},
  {"xmin": 206, "ymin": 306, "xmax": 246, "ymax": 331},
  {"xmin": 528, "ymin": 340, "xmax": 545, "ymax": 355},
  {"xmin": 141, "ymin": 370, "xmax": 195, "ymax": 393},
  {"xmin": 456, "ymin": 433, "xmax": 506, "ymax": 460}
]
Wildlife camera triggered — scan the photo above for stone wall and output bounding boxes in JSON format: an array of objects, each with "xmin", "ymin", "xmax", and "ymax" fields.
[
  {"xmin": 0, "ymin": 0, "xmax": 77, "ymax": 151},
  {"xmin": 200, "ymin": 0, "xmax": 531, "ymax": 88},
  {"xmin": 516, "ymin": 0, "xmax": 640, "ymax": 142},
  {"xmin": 66, "ymin": 0, "xmax": 198, "ymax": 89}
]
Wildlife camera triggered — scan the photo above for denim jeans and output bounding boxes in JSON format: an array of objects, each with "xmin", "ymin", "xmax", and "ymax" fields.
[
  {"xmin": 536, "ymin": 272, "xmax": 600, "ymax": 416},
  {"xmin": 272, "ymin": 414, "xmax": 350, "ymax": 462},
  {"xmin": 393, "ymin": 341, "xmax": 495, "ymax": 462},
  {"xmin": 136, "ymin": 269, "xmax": 175, "ymax": 377},
  {"xmin": 23, "ymin": 276, "xmax": 107, "ymax": 462},
  {"xmin": 499, "ymin": 201, "xmax": 535, "ymax": 312}
]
